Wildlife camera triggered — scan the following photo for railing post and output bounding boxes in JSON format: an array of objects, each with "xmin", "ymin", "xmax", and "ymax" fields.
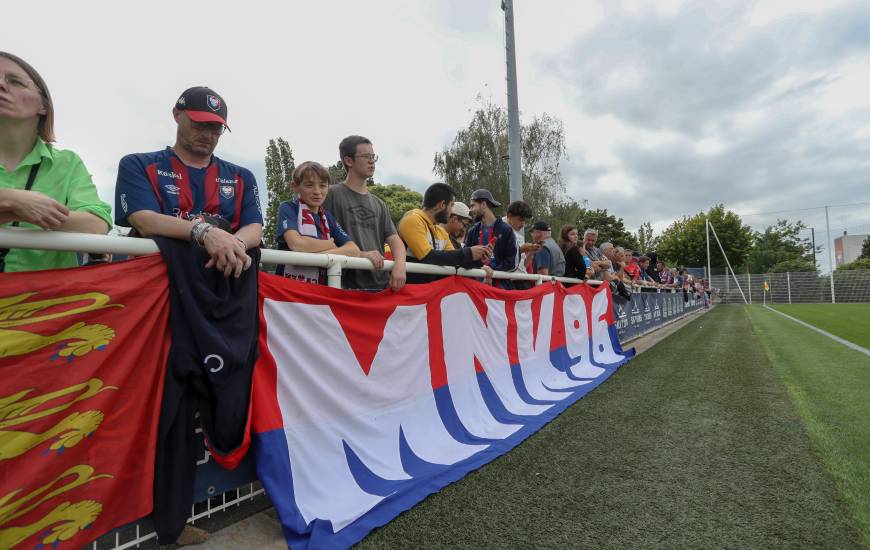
[
  {"xmin": 787, "ymin": 272, "xmax": 792, "ymax": 304},
  {"xmin": 326, "ymin": 258, "xmax": 342, "ymax": 289}
]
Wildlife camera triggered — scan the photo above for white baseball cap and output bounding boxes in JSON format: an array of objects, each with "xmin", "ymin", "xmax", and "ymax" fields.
[{"xmin": 451, "ymin": 201, "xmax": 472, "ymax": 220}]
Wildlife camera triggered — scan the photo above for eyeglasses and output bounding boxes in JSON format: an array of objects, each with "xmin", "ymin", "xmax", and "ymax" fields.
[
  {"xmin": 355, "ymin": 153, "xmax": 379, "ymax": 162},
  {"xmin": 0, "ymin": 72, "xmax": 38, "ymax": 92},
  {"xmin": 189, "ymin": 120, "xmax": 226, "ymax": 135}
]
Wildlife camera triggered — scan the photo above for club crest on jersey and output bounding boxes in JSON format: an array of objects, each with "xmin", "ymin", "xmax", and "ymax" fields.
[
  {"xmin": 220, "ymin": 185, "xmax": 234, "ymax": 199},
  {"xmin": 207, "ymin": 95, "xmax": 221, "ymax": 112}
]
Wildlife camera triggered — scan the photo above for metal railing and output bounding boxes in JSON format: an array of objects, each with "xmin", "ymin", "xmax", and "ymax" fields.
[{"xmin": 0, "ymin": 227, "xmax": 592, "ymax": 288}]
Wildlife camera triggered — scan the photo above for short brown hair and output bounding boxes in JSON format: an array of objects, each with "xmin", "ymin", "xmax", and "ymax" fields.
[
  {"xmin": 338, "ymin": 135, "xmax": 371, "ymax": 169},
  {"xmin": 0, "ymin": 52, "xmax": 54, "ymax": 142},
  {"xmin": 292, "ymin": 161, "xmax": 331, "ymax": 185}
]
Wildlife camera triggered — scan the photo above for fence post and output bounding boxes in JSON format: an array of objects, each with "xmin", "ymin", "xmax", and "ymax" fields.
[
  {"xmin": 326, "ymin": 258, "xmax": 342, "ymax": 289},
  {"xmin": 787, "ymin": 272, "xmax": 792, "ymax": 304}
]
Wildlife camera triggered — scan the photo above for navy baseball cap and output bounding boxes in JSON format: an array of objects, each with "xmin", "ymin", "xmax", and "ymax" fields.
[
  {"xmin": 470, "ymin": 189, "xmax": 502, "ymax": 208},
  {"xmin": 175, "ymin": 86, "xmax": 230, "ymax": 131}
]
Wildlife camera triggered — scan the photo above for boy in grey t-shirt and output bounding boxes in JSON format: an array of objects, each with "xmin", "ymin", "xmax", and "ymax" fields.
[{"xmin": 322, "ymin": 135, "xmax": 407, "ymax": 291}]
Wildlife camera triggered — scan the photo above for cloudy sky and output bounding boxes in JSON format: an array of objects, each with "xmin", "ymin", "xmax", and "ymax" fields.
[{"xmin": 6, "ymin": 0, "xmax": 870, "ymax": 268}]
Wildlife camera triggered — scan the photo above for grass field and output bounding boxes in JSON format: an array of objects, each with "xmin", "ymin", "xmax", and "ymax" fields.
[
  {"xmin": 767, "ymin": 304, "xmax": 870, "ymax": 349},
  {"xmin": 358, "ymin": 305, "xmax": 870, "ymax": 549}
]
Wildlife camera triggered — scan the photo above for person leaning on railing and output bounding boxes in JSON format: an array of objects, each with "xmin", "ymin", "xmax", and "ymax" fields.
[
  {"xmin": 113, "ymin": 86, "xmax": 263, "ymax": 278},
  {"xmin": 0, "ymin": 52, "xmax": 112, "ymax": 272},
  {"xmin": 398, "ymin": 182, "xmax": 490, "ymax": 284}
]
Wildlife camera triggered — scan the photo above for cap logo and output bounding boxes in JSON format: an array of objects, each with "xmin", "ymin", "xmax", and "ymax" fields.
[
  {"xmin": 177, "ymin": 96, "xmax": 186, "ymax": 106},
  {"xmin": 207, "ymin": 95, "xmax": 221, "ymax": 112}
]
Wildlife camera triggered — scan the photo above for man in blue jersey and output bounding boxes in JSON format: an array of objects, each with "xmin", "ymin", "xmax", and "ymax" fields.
[{"xmin": 114, "ymin": 86, "xmax": 263, "ymax": 277}]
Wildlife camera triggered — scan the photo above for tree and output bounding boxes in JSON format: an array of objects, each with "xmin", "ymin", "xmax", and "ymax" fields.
[
  {"xmin": 540, "ymin": 199, "xmax": 587, "ymax": 238},
  {"xmin": 433, "ymin": 97, "xmax": 566, "ymax": 216},
  {"xmin": 745, "ymin": 219, "xmax": 815, "ymax": 273},
  {"xmin": 327, "ymin": 162, "xmax": 347, "ymax": 185},
  {"xmin": 861, "ymin": 235, "xmax": 870, "ymax": 259},
  {"xmin": 768, "ymin": 258, "xmax": 817, "ymax": 273},
  {"xmin": 836, "ymin": 257, "xmax": 870, "ymax": 271},
  {"xmin": 263, "ymin": 138, "xmax": 295, "ymax": 249},
  {"xmin": 575, "ymin": 207, "xmax": 639, "ymax": 250},
  {"xmin": 326, "ymin": 161, "xmax": 374, "ymax": 186},
  {"xmin": 657, "ymin": 204, "xmax": 753, "ymax": 269},
  {"xmin": 368, "ymin": 184, "xmax": 423, "ymax": 225},
  {"xmin": 636, "ymin": 222, "xmax": 659, "ymax": 254}
]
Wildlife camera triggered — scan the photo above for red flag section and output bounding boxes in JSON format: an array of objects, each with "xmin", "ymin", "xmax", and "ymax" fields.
[{"xmin": 0, "ymin": 255, "xmax": 170, "ymax": 549}]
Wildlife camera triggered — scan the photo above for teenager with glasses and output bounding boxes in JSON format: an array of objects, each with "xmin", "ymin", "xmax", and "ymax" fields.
[
  {"xmin": 0, "ymin": 52, "xmax": 112, "ymax": 272},
  {"xmin": 323, "ymin": 135, "xmax": 406, "ymax": 291}
]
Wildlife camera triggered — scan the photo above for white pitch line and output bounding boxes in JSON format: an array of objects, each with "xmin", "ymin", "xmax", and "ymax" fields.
[{"xmin": 763, "ymin": 305, "xmax": 870, "ymax": 358}]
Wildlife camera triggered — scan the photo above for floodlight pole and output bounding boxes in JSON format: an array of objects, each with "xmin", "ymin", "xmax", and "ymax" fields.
[
  {"xmin": 503, "ymin": 0, "xmax": 523, "ymax": 202},
  {"xmin": 825, "ymin": 205, "xmax": 836, "ymax": 303}
]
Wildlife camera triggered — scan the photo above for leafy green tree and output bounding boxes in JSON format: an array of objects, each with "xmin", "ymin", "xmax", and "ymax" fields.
[
  {"xmin": 433, "ymin": 97, "xmax": 566, "ymax": 216},
  {"xmin": 263, "ymin": 138, "xmax": 295, "ymax": 249},
  {"xmin": 836, "ymin": 257, "xmax": 870, "ymax": 271},
  {"xmin": 768, "ymin": 257, "xmax": 817, "ymax": 273},
  {"xmin": 657, "ymin": 204, "xmax": 753, "ymax": 269},
  {"xmin": 327, "ymin": 161, "xmax": 347, "ymax": 185},
  {"xmin": 575, "ymin": 207, "xmax": 639, "ymax": 249},
  {"xmin": 540, "ymin": 199, "xmax": 587, "ymax": 237},
  {"xmin": 327, "ymin": 161, "xmax": 373, "ymax": 185},
  {"xmin": 368, "ymin": 184, "xmax": 423, "ymax": 224},
  {"xmin": 745, "ymin": 219, "xmax": 814, "ymax": 273},
  {"xmin": 861, "ymin": 235, "xmax": 870, "ymax": 259},
  {"xmin": 636, "ymin": 221, "xmax": 658, "ymax": 254}
]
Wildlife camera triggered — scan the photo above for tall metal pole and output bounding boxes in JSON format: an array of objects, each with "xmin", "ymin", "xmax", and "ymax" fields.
[
  {"xmin": 503, "ymin": 0, "xmax": 523, "ymax": 202},
  {"xmin": 706, "ymin": 218, "xmax": 712, "ymax": 281},
  {"xmin": 810, "ymin": 227, "xmax": 816, "ymax": 268},
  {"xmin": 825, "ymin": 205, "xmax": 836, "ymax": 303}
]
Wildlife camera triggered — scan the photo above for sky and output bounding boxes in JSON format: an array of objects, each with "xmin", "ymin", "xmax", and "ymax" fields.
[{"xmin": 6, "ymin": 0, "xmax": 870, "ymax": 270}]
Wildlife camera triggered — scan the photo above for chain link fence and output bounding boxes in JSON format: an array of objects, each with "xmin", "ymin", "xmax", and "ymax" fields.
[{"xmin": 710, "ymin": 269, "xmax": 870, "ymax": 304}]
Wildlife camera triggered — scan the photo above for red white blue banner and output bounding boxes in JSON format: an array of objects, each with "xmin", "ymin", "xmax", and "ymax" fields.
[{"xmin": 250, "ymin": 275, "xmax": 633, "ymax": 549}]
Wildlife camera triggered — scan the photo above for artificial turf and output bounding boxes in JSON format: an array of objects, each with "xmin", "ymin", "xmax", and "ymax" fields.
[
  {"xmin": 747, "ymin": 305, "xmax": 870, "ymax": 547},
  {"xmin": 768, "ymin": 303, "xmax": 870, "ymax": 350},
  {"xmin": 357, "ymin": 306, "xmax": 863, "ymax": 549}
]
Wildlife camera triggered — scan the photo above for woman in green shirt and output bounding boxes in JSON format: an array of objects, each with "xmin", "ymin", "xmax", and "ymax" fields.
[{"xmin": 0, "ymin": 51, "xmax": 112, "ymax": 272}]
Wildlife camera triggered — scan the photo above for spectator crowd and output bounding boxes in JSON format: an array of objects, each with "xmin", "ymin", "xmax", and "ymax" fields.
[{"xmin": 0, "ymin": 55, "xmax": 713, "ymax": 304}]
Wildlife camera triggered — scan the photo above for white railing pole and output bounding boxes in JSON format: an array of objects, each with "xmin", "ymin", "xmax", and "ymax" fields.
[
  {"xmin": 787, "ymin": 272, "xmax": 792, "ymax": 304},
  {"xmin": 326, "ymin": 260, "xmax": 342, "ymax": 289}
]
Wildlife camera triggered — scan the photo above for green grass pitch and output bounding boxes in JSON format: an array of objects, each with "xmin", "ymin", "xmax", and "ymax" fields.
[{"xmin": 357, "ymin": 305, "xmax": 869, "ymax": 549}]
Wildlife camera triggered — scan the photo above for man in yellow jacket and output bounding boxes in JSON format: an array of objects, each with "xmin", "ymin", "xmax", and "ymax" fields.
[{"xmin": 398, "ymin": 183, "xmax": 490, "ymax": 284}]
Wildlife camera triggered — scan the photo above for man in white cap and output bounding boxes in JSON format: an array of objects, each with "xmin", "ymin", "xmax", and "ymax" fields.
[{"xmin": 439, "ymin": 200, "xmax": 472, "ymax": 250}]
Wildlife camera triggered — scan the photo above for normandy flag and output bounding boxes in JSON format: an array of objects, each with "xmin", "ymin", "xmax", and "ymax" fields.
[{"xmin": 0, "ymin": 256, "xmax": 170, "ymax": 549}]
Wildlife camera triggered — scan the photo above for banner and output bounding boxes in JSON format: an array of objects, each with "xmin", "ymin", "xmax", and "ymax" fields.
[
  {"xmin": 612, "ymin": 291, "xmax": 702, "ymax": 341},
  {"xmin": 251, "ymin": 275, "xmax": 634, "ymax": 549},
  {"xmin": 0, "ymin": 256, "xmax": 169, "ymax": 549}
]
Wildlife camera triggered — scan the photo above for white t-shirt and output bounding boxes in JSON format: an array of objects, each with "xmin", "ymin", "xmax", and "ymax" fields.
[{"xmin": 503, "ymin": 216, "xmax": 527, "ymax": 274}]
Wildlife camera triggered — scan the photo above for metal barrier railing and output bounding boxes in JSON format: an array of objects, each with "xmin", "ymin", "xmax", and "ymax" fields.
[{"xmin": 0, "ymin": 227, "xmax": 593, "ymax": 288}]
